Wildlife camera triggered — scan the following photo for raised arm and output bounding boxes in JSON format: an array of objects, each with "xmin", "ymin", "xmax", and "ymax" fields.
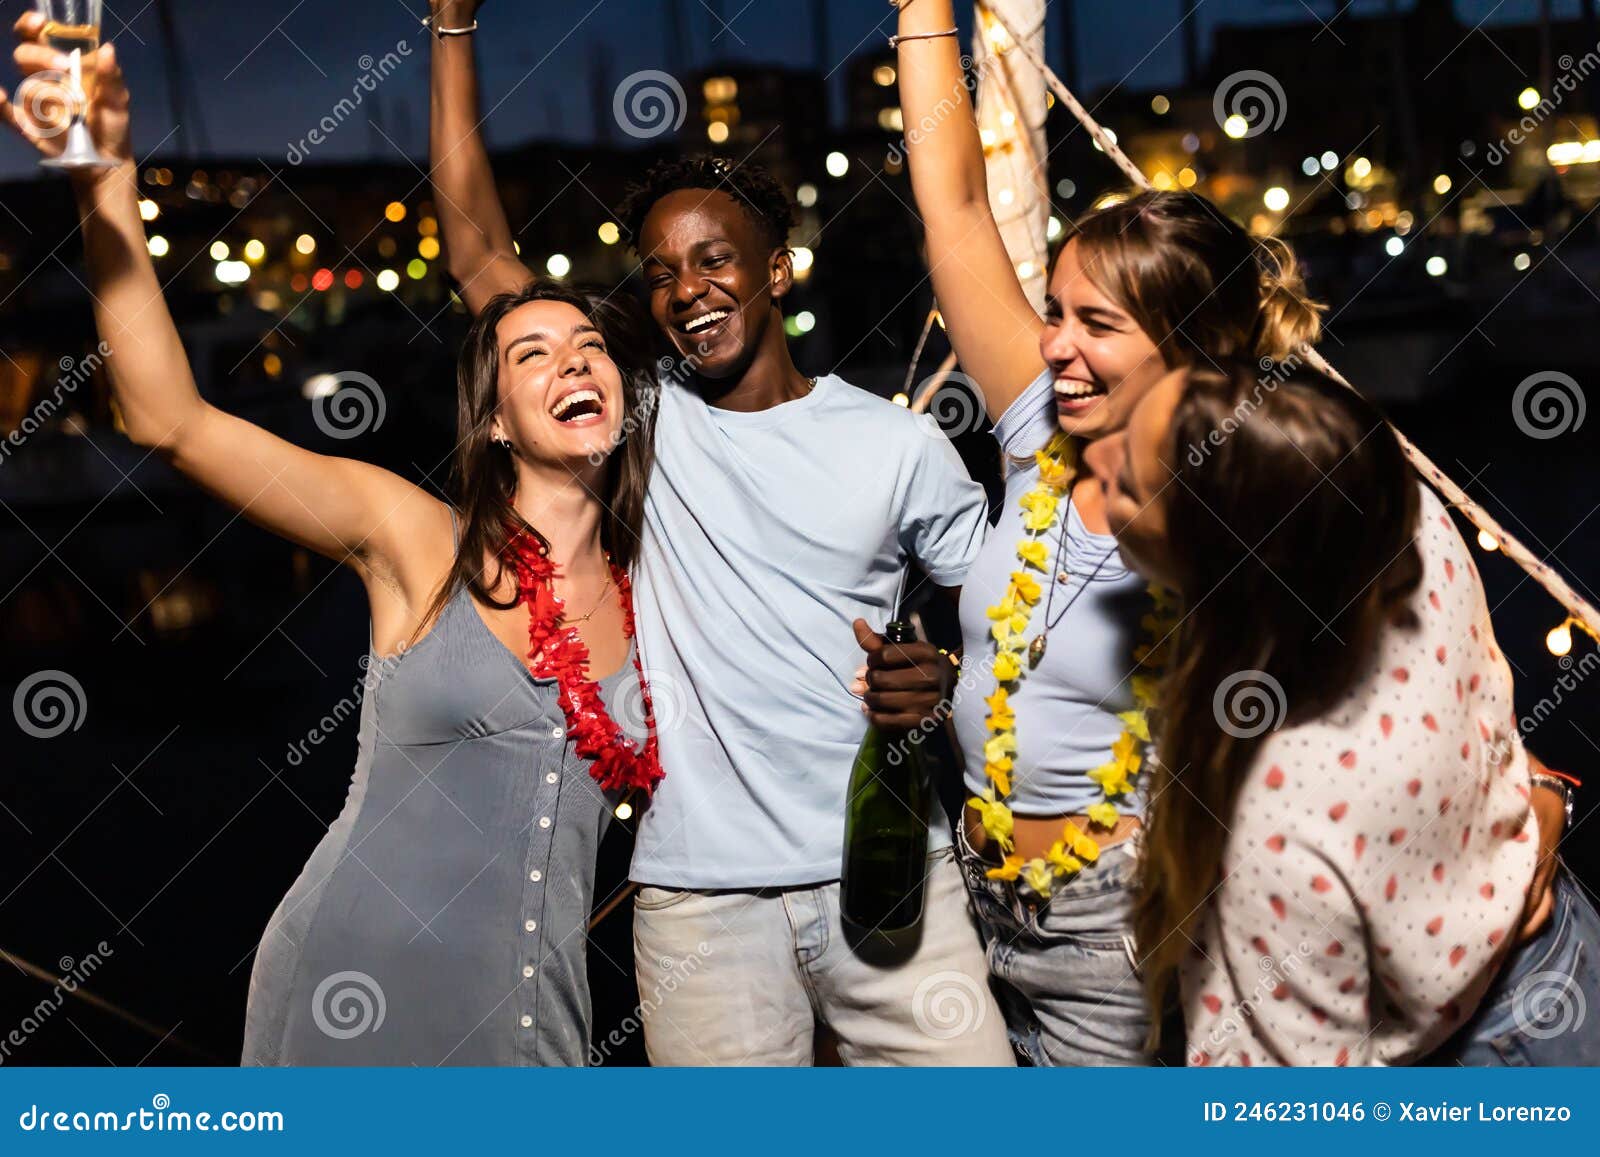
[
  {"xmin": 428, "ymin": 0, "xmax": 535, "ymax": 314},
  {"xmin": 1, "ymin": 19, "xmax": 442, "ymax": 577},
  {"xmin": 898, "ymin": 0, "xmax": 1046, "ymax": 417}
]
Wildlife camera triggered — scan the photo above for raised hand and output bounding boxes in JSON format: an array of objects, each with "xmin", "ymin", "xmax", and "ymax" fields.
[{"xmin": 0, "ymin": 11, "xmax": 130, "ymax": 166}]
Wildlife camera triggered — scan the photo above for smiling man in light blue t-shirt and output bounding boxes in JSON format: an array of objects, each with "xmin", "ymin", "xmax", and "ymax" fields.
[{"xmin": 430, "ymin": 28, "xmax": 1011, "ymax": 1066}]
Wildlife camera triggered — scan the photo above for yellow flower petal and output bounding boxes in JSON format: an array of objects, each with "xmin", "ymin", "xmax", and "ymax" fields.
[
  {"xmin": 1118, "ymin": 711, "xmax": 1150, "ymax": 743},
  {"xmin": 1088, "ymin": 759, "xmax": 1133, "ymax": 799},
  {"xmin": 1086, "ymin": 801, "xmax": 1121, "ymax": 830},
  {"xmin": 993, "ymin": 651, "xmax": 1022, "ymax": 682},
  {"xmin": 1021, "ymin": 860, "xmax": 1056, "ymax": 896},
  {"xmin": 1111, "ymin": 731, "xmax": 1143, "ymax": 775},
  {"xmin": 1017, "ymin": 540, "xmax": 1049, "ymax": 569},
  {"xmin": 984, "ymin": 761, "xmax": 1013, "ymax": 797},
  {"xmin": 986, "ymin": 853, "xmax": 1025, "ymax": 882},
  {"xmin": 1063, "ymin": 821, "xmax": 1101, "ymax": 863},
  {"xmin": 1010, "ymin": 572, "xmax": 1042, "ymax": 605},
  {"xmin": 1045, "ymin": 840, "xmax": 1082, "ymax": 876},
  {"xmin": 983, "ymin": 733, "xmax": 1017, "ymax": 764},
  {"xmin": 985, "ymin": 703, "xmax": 1016, "ymax": 732}
]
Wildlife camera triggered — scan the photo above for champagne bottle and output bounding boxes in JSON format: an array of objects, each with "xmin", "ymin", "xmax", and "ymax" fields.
[{"xmin": 840, "ymin": 620, "xmax": 932, "ymax": 933}]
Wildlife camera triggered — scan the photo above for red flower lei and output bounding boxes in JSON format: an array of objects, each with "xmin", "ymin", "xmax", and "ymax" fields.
[{"xmin": 505, "ymin": 526, "xmax": 664, "ymax": 797}]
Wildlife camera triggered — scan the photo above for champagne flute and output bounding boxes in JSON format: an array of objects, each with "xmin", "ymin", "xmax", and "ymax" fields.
[{"xmin": 35, "ymin": 0, "xmax": 117, "ymax": 170}]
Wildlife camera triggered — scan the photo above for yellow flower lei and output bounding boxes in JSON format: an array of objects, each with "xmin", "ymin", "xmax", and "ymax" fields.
[{"xmin": 971, "ymin": 432, "xmax": 1177, "ymax": 898}]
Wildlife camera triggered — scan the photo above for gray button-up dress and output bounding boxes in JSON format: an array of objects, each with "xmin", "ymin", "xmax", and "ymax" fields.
[{"xmin": 241, "ymin": 581, "xmax": 644, "ymax": 1065}]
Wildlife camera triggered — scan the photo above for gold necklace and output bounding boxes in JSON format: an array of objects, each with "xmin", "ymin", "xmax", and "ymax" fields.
[{"xmin": 561, "ymin": 575, "xmax": 614, "ymax": 625}]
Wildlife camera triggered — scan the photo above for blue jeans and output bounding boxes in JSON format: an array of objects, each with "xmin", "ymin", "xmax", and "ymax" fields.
[
  {"xmin": 956, "ymin": 823, "xmax": 1153, "ymax": 1066},
  {"xmin": 1429, "ymin": 870, "xmax": 1600, "ymax": 1066}
]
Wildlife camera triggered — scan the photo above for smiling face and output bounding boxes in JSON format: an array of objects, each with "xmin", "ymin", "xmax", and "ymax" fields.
[
  {"xmin": 1040, "ymin": 239, "xmax": 1171, "ymax": 442},
  {"xmin": 1082, "ymin": 368, "xmax": 1188, "ymax": 588},
  {"xmin": 637, "ymin": 188, "xmax": 791, "ymax": 380},
  {"xmin": 489, "ymin": 299, "xmax": 627, "ymax": 466}
]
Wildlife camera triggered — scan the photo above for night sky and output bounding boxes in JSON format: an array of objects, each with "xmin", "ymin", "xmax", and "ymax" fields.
[{"xmin": 0, "ymin": 0, "xmax": 1577, "ymax": 180}]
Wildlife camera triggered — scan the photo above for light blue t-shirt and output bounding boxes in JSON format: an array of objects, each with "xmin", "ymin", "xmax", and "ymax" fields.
[
  {"xmin": 630, "ymin": 373, "xmax": 988, "ymax": 888},
  {"xmin": 951, "ymin": 370, "xmax": 1152, "ymax": 816}
]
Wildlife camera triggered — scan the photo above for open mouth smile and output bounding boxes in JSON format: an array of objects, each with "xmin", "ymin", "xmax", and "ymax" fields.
[
  {"xmin": 678, "ymin": 308, "xmax": 733, "ymax": 337},
  {"xmin": 550, "ymin": 387, "xmax": 605, "ymax": 425},
  {"xmin": 1054, "ymin": 376, "xmax": 1108, "ymax": 409}
]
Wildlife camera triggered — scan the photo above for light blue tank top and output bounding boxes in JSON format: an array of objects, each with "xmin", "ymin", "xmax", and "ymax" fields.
[{"xmin": 951, "ymin": 370, "xmax": 1152, "ymax": 816}]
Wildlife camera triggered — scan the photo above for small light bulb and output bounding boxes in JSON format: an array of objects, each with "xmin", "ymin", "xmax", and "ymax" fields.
[
  {"xmin": 614, "ymin": 801, "xmax": 634, "ymax": 821},
  {"xmin": 1547, "ymin": 621, "xmax": 1573, "ymax": 657},
  {"xmin": 1477, "ymin": 529, "xmax": 1499, "ymax": 552}
]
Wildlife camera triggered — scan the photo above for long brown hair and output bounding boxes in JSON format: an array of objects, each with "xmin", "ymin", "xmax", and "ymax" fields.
[
  {"xmin": 1060, "ymin": 190, "xmax": 1324, "ymax": 365},
  {"xmin": 1136, "ymin": 363, "xmax": 1422, "ymax": 1041},
  {"xmin": 418, "ymin": 282, "xmax": 657, "ymax": 635}
]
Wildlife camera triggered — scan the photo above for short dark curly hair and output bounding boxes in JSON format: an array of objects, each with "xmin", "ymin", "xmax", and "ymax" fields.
[{"xmin": 614, "ymin": 154, "xmax": 797, "ymax": 255}]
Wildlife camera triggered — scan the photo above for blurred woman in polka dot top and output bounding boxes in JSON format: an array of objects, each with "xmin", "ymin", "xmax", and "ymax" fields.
[{"xmin": 1084, "ymin": 361, "xmax": 1599, "ymax": 1066}]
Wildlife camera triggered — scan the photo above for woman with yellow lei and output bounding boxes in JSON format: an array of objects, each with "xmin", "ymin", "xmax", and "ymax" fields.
[{"xmin": 893, "ymin": 0, "xmax": 1323, "ymax": 1064}]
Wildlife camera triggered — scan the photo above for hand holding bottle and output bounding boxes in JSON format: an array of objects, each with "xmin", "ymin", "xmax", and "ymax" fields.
[{"xmin": 851, "ymin": 617, "xmax": 955, "ymax": 730}]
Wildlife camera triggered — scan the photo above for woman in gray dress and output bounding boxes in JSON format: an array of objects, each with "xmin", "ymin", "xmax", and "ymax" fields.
[{"xmin": 3, "ymin": 26, "xmax": 662, "ymax": 1065}]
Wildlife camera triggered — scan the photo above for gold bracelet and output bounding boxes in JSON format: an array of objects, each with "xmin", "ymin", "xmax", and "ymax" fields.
[{"xmin": 889, "ymin": 27, "xmax": 958, "ymax": 49}]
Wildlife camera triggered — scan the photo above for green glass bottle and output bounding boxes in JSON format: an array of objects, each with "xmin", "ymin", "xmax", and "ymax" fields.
[{"xmin": 840, "ymin": 620, "xmax": 932, "ymax": 933}]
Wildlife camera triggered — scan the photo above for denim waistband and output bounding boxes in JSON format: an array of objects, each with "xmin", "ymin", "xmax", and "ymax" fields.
[{"xmin": 955, "ymin": 820, "xmax": 1140, "ymax": 926}]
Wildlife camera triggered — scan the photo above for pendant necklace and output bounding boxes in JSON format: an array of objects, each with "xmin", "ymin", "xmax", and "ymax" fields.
[{"xmin": 1026, "ymin": 504, "xmax": 1121, "ymax": 668}]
